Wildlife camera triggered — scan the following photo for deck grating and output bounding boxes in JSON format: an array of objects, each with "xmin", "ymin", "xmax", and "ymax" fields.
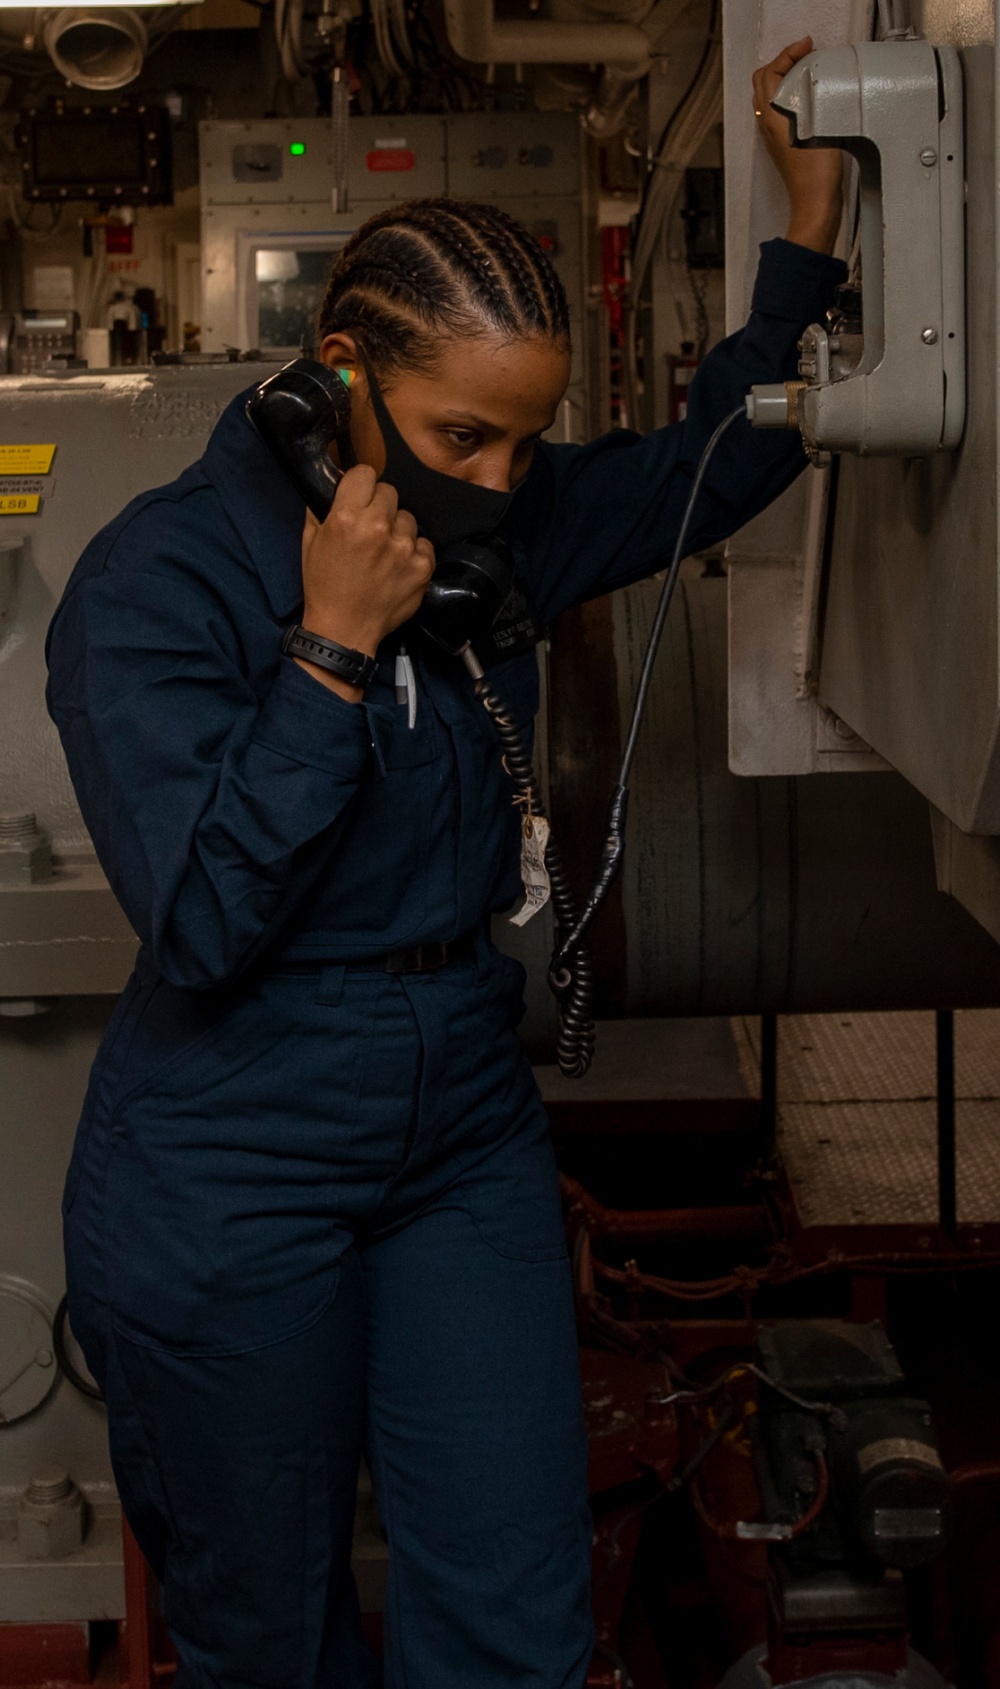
[{"xmin": 732, "ymin": 1011, "xmax": 1000, "ymax": 1227}]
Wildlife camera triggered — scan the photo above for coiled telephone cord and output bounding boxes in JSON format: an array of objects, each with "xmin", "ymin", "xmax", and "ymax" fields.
[
  {"xmin": 461, "ymin": 646, "xmax": 596, "ymax": 1080},
  {"xmin": 459, "ymin": 402, "xmax": 746, "ymax": 1080}
]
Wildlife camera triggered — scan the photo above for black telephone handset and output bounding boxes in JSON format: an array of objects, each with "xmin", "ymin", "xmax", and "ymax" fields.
[{"xmin": 246, "ymin": 358, "xmax": 514, "ymax": 655}]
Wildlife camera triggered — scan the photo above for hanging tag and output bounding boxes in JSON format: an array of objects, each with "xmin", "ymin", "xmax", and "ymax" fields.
[{"xmin": 510, "ymin": 814, "xmax": 551, "ymax": 928}]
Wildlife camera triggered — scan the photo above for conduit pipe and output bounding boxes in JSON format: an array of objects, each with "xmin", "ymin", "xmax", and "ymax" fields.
[{"xmin": 443, "ymin": 0, "xmax": 650, "ymax": 68}]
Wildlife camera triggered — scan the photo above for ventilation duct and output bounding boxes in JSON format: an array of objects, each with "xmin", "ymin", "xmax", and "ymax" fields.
[{"xmin": 42, "ymin": 7, "xmax": 147, "ymax": 89}]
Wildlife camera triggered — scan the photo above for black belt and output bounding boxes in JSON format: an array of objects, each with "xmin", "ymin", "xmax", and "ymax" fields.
[{"xmin": 271, "ymin": 934, "xmax": 477, "ymax": 978}]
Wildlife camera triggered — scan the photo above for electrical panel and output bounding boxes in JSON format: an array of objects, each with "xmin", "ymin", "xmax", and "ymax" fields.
[
  {"xmin": 445, "ymin": 111, "xmax": 581, "ymax": 199},
  {"xmin": 200, "ymin": 114, "xmax": 448, "ymax": 212},
  {"xmin": 198, "ymin": 112, "xmax": 587, "ymax": 437}
]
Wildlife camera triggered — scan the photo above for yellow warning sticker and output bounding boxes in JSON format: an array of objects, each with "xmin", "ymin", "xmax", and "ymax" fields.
[
  {"xmin": 0, "ymin": 494, "xmax": 40, "ymax": 515},
  {"xmin": 0, "ymin": 444, "xmax": 55, "ymax": 475}
]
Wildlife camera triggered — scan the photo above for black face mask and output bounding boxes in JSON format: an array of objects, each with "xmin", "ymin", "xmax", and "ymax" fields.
[{"xmin": 361, "ymin": 355, "xmax": 513, "ymax": 549}]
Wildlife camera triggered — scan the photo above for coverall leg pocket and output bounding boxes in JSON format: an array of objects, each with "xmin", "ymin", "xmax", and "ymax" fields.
[{"xmin": 103, "ymin": 975, "xmax": 368, "ymax": 1357}]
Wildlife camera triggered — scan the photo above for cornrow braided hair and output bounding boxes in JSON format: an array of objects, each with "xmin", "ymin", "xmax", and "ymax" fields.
[{"xmin": 317, "ymin": 198, "xmax": 571, "ymax": 376}]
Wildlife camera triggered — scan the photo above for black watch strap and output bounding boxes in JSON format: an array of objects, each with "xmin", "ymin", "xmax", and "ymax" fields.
[{"xmin": 282, "ymin": 624, "xmax": 379, "ymax": 689}]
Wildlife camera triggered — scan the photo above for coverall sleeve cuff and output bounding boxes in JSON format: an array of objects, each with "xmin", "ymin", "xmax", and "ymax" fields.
[
  {"xmin": 751, "ymin": 237, "xmax": 848, "ymax": 323},
  {"xmin": 251, "ymin": 654, "xmax": 378, "ymax": 777}
]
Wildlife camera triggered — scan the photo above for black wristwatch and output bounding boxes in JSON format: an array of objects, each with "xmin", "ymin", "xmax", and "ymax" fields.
[{"xmin": 282, "ymin": 624, "xmax": 379, "ymax": 689}]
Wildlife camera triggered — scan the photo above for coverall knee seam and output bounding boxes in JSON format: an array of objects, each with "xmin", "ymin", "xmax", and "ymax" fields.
[{"xmin": 363, "ymin": 1372, "xmax": 411, "ymax": 1689}]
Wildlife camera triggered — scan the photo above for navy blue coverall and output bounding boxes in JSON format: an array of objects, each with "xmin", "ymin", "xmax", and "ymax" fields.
[{"xmin": 46, "ymin": 238, "xmax": 844, "ymax": 1689}]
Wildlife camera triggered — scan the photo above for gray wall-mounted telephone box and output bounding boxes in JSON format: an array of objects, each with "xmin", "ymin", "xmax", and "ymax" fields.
[{"xmin": 747, "ymin": 38, "xmax": 965, "ymax": 457}]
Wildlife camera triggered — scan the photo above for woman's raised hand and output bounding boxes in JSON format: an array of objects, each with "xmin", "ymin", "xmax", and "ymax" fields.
[
  {"xmin": 753, "ymin": 36, "xmax": 844, "ymax": 255},
  {"xmin": 296, "ymin": 466, "xmax": 434, "ymax": 699}
]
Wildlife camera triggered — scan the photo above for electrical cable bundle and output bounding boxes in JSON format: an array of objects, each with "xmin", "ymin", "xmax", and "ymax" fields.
[
  {"xmin": 369, "ymin": 0, "xmax": 413, "ymax": 76},
  {"xmin": 624, "ymin": 0, "xmax": 721, "ymax": 426},
  {"xmin": 270, "ymin": 0, "xmax": 481, "ymax": 114},
  {"xmin": 275, "ymin": 0, "xmax": 307, "ymax": 80},
  {"xmin": 357, "ymin": 0, "xmax": 485, "ymax": 114}
]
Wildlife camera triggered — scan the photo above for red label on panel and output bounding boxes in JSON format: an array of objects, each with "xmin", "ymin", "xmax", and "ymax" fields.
[{"xmin": 366, "ymin": 148, "xmax": 416, "ymax": 172}]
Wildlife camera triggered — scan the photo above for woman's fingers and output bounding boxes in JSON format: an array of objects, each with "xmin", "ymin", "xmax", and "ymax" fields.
[
  {"xmin": 332, "ymin": 462, "xmax": 379, "ymax": 508},
  {"xmin": 753, "ymin": 36, "xmax": 813, "ymax": 114},
  {"xmin": 413, "ymin": 537, "xmax": 436, "ymax": 578},
  {"xmin": 371, "ymin": 480, "xmax": 400, "ymax": 522},
  {"xmin": 752, "ymin": 34, "xmax": 844, "ymax": 255},
  {"xmin": 769, "ymin": 35, "xmax": 813, "ymax": 77},
  {"xmin": 393, "ymin": 507, "xmax": 419, "ymax": 543}
]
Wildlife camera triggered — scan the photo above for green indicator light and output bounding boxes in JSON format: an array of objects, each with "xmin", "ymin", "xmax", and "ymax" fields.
[{"xmin": 289, "ymin": 142, "xmax": 306, "ymax": 156}]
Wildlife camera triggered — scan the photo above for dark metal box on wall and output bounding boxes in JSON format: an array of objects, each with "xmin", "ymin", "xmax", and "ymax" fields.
[{"xmin": 16, "ymin": 105, "xmax": 172, "ymax": 206}]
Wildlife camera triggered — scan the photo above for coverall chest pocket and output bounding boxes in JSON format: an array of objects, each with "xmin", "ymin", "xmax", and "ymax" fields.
[
  {"xmin": 303, "ymin": 700, "xmax": 445, "ymax": 945},
  {"xmin": 380, "ymin": 702, "xmax": 440, "ymax": 769}
]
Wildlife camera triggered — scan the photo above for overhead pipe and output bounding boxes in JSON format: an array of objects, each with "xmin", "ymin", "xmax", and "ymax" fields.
[
  {"xmin": 0, "ymin": 3, "xmax": 186, "ymax": 89},
  {"xmin": 442, "ymin": 0, "xmax": 650, "ymax": 68}
]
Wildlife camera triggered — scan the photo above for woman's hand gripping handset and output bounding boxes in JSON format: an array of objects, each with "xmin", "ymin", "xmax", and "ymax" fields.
[
  {"xmin": 753, "ymin": 36, "xmax": 845, "ymax": 255},
  {"xmin": 296, "ymin": 465, "xmax": 435, "ymax": 702}
]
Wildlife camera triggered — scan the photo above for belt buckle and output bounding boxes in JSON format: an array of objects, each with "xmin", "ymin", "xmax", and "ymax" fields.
[
  {"xmin": 384, "ymin": 942, "xmax": 448, "ymax": 975},
  {"xmin": 414, "ymin": 942, "xmax": 448, "ymax": 974}
]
